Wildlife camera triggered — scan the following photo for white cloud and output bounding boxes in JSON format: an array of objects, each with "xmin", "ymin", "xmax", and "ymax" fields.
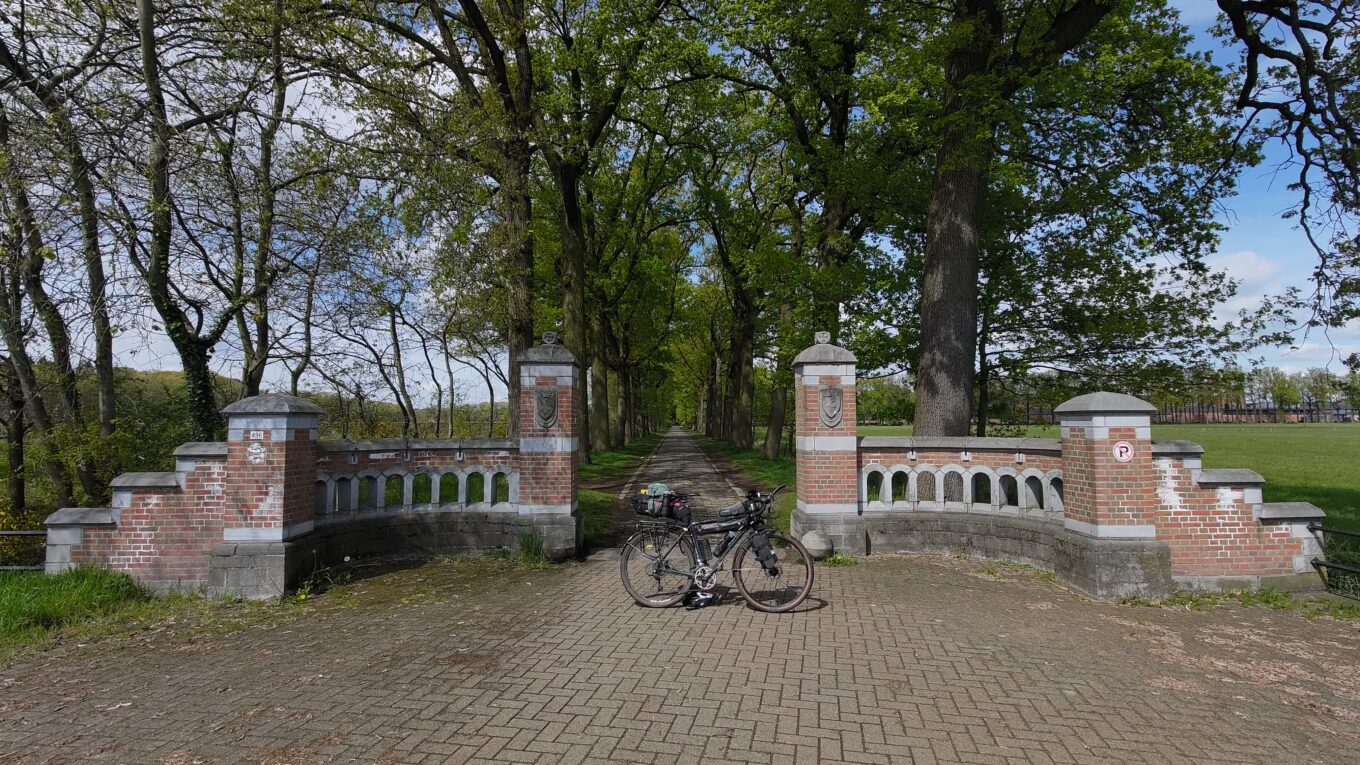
[{"xmin": 1208, "ymin": 249, "xmax": 1360, "ymax": 371}]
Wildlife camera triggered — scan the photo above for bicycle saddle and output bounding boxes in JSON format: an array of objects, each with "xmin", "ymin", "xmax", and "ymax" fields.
[{"xmin": 718, "ymin": 500, "xmax": 750, "ymax": 517}]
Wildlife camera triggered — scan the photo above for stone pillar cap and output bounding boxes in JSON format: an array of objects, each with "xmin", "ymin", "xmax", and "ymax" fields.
[
  {"xmin": 518, "ymin": 334, "xmax": 580, "ymax": 366},
  {"xmin": 1054, "ymin": 392, "xmax": 1156, "ymax": 415},
  {"xmin": 221, "ymin": 393, "xmax": 325, "ymax": 416},
  {"xmin": 792, "ymin": 332, "xmax": 856, "ymax": 366}
]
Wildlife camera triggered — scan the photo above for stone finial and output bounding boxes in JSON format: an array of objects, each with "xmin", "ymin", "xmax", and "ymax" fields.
[
  {"xmin": 792, "ymin": 331, "xmax": 856, "ymax": 366},
  {"xmin": 542, "ymin": 331, "xmax": 559, "ymax": 345}
]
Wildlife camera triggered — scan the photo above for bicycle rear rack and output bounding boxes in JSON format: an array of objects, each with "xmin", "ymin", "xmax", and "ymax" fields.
[{"xmin": 636, "ymin": 519, "xmax": 678, "ymax": 533}]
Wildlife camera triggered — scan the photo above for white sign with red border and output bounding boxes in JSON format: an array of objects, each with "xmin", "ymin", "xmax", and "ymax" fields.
[{"xmin": 1112, "ymin": 441, "xmax": 1135, "ymax": 463}]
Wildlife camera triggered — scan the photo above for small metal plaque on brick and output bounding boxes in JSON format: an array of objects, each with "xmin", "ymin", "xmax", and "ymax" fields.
[
  {"xmin": 248, "ymin": 430, "xmax": 264, "ymax": 441},
  {"xmin": 369, "ymin": 452, "xmax": 397, "ymax": 460}
]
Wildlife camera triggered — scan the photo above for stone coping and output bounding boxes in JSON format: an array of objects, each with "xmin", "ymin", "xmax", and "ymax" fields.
[
  {"xmin": 110, "ymin": 472, "xmax": 182, "ymax": 489},
  {"xmin": 858, "ymin": 436, "xmax": 1061, "ymax": 453},
  {"xmin": 1151, "ymin": 440, "xmax": 1205, "ymax": 455},
  {"xmin": 792, "ymin": 342, "xmax": 856, "ymax": 366},
  {"xmin": 1254, "ymin": 502, "xmax": 1326, "ymax": 520},
  {"xmin": 319, "ymin": 438, "xmax": 517, "ymax": 453},
  {"xmin": 173, "ymin": 442, "xmax": 229, "ymax": 458},
  {"xmin": 1053, "ymin": 391, "xmax": 1156, "ymax": 414},
  {"xmin": 519, "ymin": 343, "xmax": 579, "ymax": 365},
  {"xmin": 46, "ymin": 507, "xmax": 115, "ymax": 526},
  {"xmin": 1196, "ymin": 468, "xmax": 1265, "ymax": 486},
  {"xmin": 221, "ymin": 393, "xmax": 325, "ymax": 415}
]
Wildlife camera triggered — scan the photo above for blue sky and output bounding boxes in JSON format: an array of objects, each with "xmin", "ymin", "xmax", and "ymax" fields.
[{"xmin": 1171, "ymin": 0, "xmax": 1358, "ymax": 371}]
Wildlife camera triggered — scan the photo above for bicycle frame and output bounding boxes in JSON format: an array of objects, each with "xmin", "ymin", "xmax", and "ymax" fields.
[{"xmin": 634, "ymin": 515, "xmax": 765, "ymax": 581}]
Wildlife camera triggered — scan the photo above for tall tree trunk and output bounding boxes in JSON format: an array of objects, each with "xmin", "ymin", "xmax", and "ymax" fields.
[
  {"xmin": 140, "ymin": 0, "xmax": 223, "ymax": 440},
  {"xmin": 975, "ymin": 303, "xmax": 991, "ymax": 437},
  {"xmin": 3, "ymin": 364, "xmax": 24, "ymax": 517},
  {"xmin": 912, "ymin": 12, "xmax": 998, "ymax": 437},
  {"xmin": 241, "ymin": 0, "xmax": 288, "ymax": 398},
  {"xmin": 0, "ymin": 111, "xmax": 100, "ymax": 499},
  {"xmin": 552, "ymin": 158, "xmax": 590, "ymax": 461},
  {"xmin": 761, "ymin": 382, "xmax": 788, "ymax": 460},
  {"xmin": 620, "ymin": 367, "xmax": 635, "ymax": 443},
  {"xmin": 612, "ymin": 367, "xmax": 628, "ymax": 445},
  {"xmin": 590, "ymin": 312, "xmax": 611, "ymax": 452},
  {"xmin": 504, "ymin": 142, "xmax": 535, "ymax": 439},
  {"xmin": 726, "ymin": 314, "xmax": 755, "ymax": 449},
  {"xmin": 0, "ymin": 306, "xmax": 73, "ymax": 507}
]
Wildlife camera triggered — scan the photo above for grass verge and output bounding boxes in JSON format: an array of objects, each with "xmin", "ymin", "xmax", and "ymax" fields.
[
  {"xmin": 689, "ymin": 433, "xmax": 796, "ymax": 533},
  {"xmin": 1120, "ymin": 588, "xmax": 1360, "ymax": 622},
  {"xmin": 578, "ymin": 433, "xmax": 664, "ymax": 483},
  {"xmin": 0, "ymin": 566, "xmax": 310, "ymax": 666},
  {"xmin": 578, "ymin": 433, "xmax": 665, "ymax": 549}
]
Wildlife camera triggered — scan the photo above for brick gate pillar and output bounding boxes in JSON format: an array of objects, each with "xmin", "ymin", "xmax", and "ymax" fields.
[
  {"xmin": 1053, "ymin": 392, "xmax": 1172, "ymax": 597},
  {"xmin": 790, "ymin": 331, "xmax": 863, "ymax": 554},
  {"xmin": 516, "ymin": 332, "xmax": 582, "ymax": 559},
  {"xmin": 210, "ymin": 394, "xmax": 325, "ymax": 598}
]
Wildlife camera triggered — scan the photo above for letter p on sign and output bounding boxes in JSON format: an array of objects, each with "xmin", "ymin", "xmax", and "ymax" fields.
[{"xmin": 1112, "ymin": 441, "xmax": 1135, "ymax": 463}]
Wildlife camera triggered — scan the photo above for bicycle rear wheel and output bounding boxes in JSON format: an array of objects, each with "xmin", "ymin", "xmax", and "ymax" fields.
[
  {"xmin": 620, "ymin": 527, "xmax": 693, "ymax": 607},
  {"xmin": 732, "ymin": 531, "xmax": 813, "ymax": 613}
]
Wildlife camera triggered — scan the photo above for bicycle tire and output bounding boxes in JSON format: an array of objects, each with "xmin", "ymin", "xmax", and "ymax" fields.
[
  {"xmin": 732, "ymin": 530, "xmax": 814, "ymax": 613},
  {"xmin": 620, "ymin": 527, "xmax": 693, "ymax": 607}
]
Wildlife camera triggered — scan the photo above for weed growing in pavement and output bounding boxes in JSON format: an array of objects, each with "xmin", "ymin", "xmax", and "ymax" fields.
[
  {"xmin": 821, "ymin": 552, "xmax": 858, "ymax": 567},
  {"xmin": 1120, "ymin": 588, "xmax": 1360, "ymax": 621}
]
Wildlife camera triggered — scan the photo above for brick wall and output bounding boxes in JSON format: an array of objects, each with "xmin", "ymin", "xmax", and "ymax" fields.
[
  {"xmin": 1153, "ymin": 456, "xmax": 1303, "ymax": 577},
  {"xmin": 72, "ymin": 459, "xmax": 228, "ymax": 589}
]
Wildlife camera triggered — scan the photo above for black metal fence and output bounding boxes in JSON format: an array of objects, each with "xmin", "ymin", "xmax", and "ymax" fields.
[
  {"xmin": 1309, "ymin": 522, "xmax": 1360, "ymax": 600},
  {"xmin": 0, "ymin": 530, "xmax": 45, "ymax": 572}
]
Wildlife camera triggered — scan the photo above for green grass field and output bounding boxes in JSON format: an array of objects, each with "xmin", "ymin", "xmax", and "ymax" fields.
[{"xmin": 859, "ymin": 423, "xmax": 1360, "ymax": 531}]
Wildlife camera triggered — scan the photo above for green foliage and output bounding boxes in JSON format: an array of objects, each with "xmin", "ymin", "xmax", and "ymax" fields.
[
  {"xmin": 0, "ymin": 567, "xmax": 149, "ymax": 643},
  {"xmin": 822, "ymin": 552, "xmax": 857, "ymax": 567}
]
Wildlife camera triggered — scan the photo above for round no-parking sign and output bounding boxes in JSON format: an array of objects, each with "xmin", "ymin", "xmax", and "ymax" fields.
[{"xmin": 1112, "ymin": 440, "xmax": 1135, "ymax": 462}]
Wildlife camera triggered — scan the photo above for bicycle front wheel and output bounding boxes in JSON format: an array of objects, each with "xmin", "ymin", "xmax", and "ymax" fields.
[
  {"xmin": 732, "ymin": 531, "xmax": 813, "ymax": 613},
  {"xmin": 620, "ymin": 527, "xmax": 693, "ymax": 607}
]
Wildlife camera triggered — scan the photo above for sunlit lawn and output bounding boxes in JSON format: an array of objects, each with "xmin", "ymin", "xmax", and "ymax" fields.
[{"xmin": 859, "ymin": 423, "xmax": 1360, "ymax": 531}]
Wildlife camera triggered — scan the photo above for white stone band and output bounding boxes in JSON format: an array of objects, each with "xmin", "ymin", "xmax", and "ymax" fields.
[
  {"xmin": 519, "ymin": 437, "xmax": 577, "ymax": 453},
  {"xmin": 223, "ymin": 520, "xmax": 314, "ymax": 543},
  {"xmin": 797, "ymin": 500, "xmax": 860, "ymax": 515},
  {"xmin": 1063, "ymin": 518, "xmax": 1157, "ymax": 539},
  {"xmin": 797, "ymin": 363, "xmax": 855, "ymax": 379},
  {"xmin": 519, "ymin": 502, "xmax": 576, "ymax": 515},
  {"xmin": 796, "ymin": 436, "xmax": 857, "ymax": 452}
]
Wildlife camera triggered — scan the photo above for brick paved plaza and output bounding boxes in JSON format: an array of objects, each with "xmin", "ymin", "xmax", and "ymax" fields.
[{"xmin": 2, "ymin": 430, "xmax": 1358, "ymax": 764}]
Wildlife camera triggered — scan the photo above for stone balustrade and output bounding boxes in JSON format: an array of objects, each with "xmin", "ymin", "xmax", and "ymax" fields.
[
  {"xmin": 45, "ymin": 337, "xmax": 582, "ymax": 599},
  {"xmin": 791, "ymin": 336, "xmax": 1327, "ymax": 599}
]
